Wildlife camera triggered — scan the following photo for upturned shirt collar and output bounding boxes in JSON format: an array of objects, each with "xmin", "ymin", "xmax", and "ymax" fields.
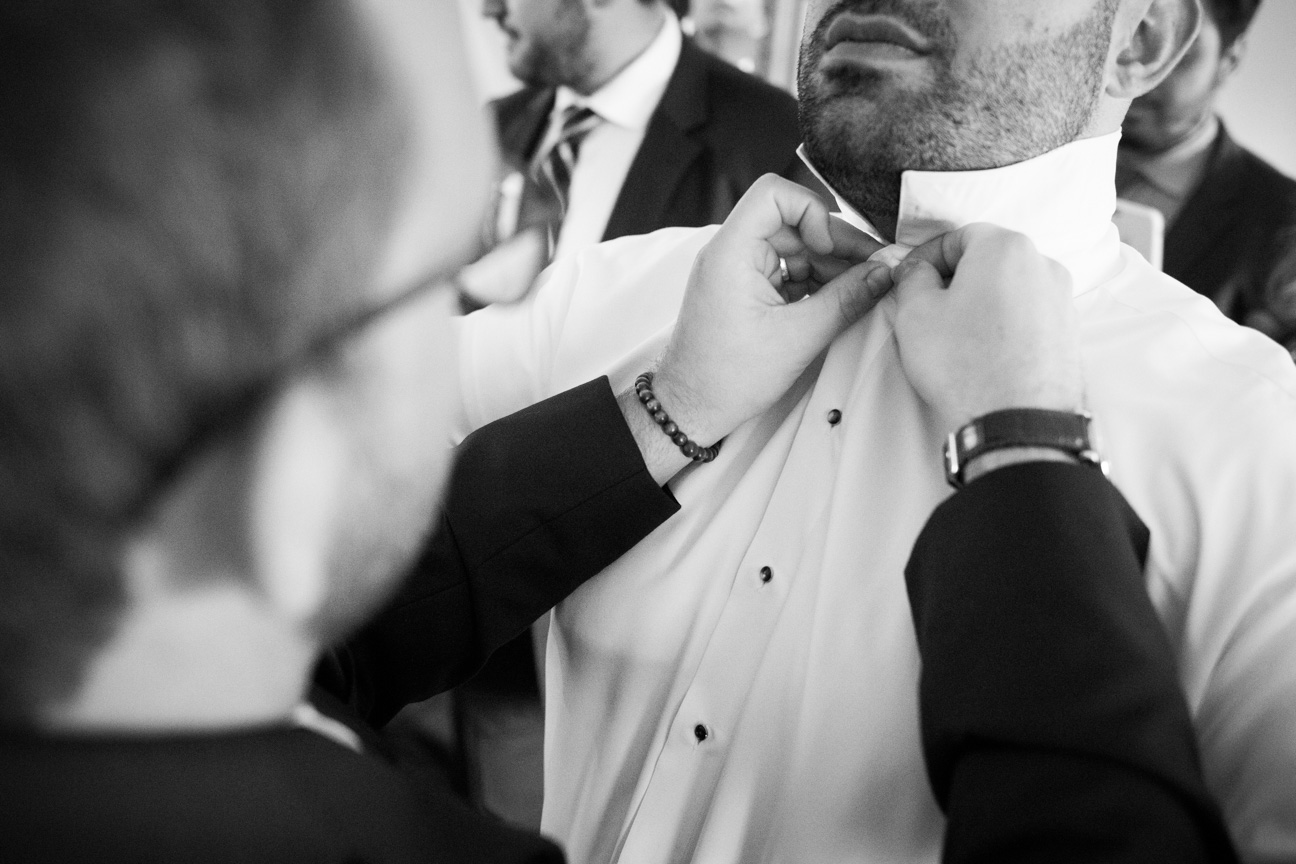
[
  {"xmin": 799, "ymin": 132, "xmax": 1126, "ymax": 295},
  {"xmin": 553, "ymin": 10, "xmax": 682, "ymax": 132}
]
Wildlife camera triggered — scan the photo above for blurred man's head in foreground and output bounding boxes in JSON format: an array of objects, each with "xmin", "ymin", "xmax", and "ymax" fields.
[{"xmin": 0, "ymin": 0, "xmax": 494, "ymax": 729}]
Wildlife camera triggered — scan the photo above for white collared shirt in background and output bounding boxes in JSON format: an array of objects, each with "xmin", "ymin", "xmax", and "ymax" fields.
[
  {"xmin": 537, "ymin": 11, "xmax": 682, "ymax": 262},
  {"xmin": 457, "ymin": 133, "xmax": 1296, "ymax": 864}
]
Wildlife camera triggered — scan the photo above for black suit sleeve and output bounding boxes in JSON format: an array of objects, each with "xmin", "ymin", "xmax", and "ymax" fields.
[
  {"xmin": 318, "ymin": 377, "xmax": 680, "ymax": 728},
  {"xmin": 904, "ymin": 462, "xmax": 1237, "ymax": 864}
]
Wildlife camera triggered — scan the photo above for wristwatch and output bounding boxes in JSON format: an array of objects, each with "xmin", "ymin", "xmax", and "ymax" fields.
[{"xmin": 943, "ymin": 408, "xmax": 1108, "ymax": 489}]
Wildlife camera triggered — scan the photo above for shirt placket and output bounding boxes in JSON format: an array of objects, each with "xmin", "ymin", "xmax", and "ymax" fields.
[{"xmin": 614, "ymin": 312, "xmax": 890, "ymax": 863}]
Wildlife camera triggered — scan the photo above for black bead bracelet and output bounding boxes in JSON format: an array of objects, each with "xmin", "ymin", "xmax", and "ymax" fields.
[{"xmin": 634, "ymin": 372, "xmax": 721, "ymax": 463}]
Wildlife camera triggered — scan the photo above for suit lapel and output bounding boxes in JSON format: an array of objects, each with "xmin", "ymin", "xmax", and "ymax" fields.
[
  {"xmin": 495, "ymin": 87, "xmax": 556, "ymax": 172},
  {"xmin": 1164, "ymin": 127, "xmax": 1248, "ymax": 281},
  {"xmin": 601, "ymin": 39, "xmax": 708, "ymax": 241}
]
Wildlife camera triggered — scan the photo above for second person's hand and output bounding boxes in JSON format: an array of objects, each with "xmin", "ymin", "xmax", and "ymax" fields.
[
  {"xmin": 639, "ymin": 174, "xmax": 893, "ymax": 474},
  {"xmin": 892, "ymin": 223, "xmax": 1085, "ymax": 433}
]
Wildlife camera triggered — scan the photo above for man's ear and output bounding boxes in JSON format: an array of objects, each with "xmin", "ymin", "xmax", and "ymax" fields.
[
  {"xmin": 246, "ymin": 376, "xmax": 349, "ymax": 626},
  {"xmin": 1216, "ymin": 30, "xmax": 1247, "ymax": 86},
  {"xmin": 1109, "ymin": 0, "xmax": 1203, "ymax": 99}
]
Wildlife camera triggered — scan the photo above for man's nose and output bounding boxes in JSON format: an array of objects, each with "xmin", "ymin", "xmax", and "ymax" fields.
[{"xmin": 481, "ymin": 0, "xmax": 505, "ymax": 19}]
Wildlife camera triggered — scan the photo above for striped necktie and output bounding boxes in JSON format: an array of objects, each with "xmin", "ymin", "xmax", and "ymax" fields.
[{"xmin": 533, "ymin": 105, "xmax": 602, "ymax": 253}]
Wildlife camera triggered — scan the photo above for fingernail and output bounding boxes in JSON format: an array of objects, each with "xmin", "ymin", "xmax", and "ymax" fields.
[
  {"xmin": 892, "ymin": 259, "xmax": 918, "ymax": 283},
  {"xmin": 866, "ymin": 264, "xmax": 893, "ymax": 291}
]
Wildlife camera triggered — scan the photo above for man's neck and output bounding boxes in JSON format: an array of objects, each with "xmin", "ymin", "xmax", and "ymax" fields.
[
  {"xmin": 860, "ymin": 200, "xmax": 898, "ymax": 245},
  {"xmin": 1122, "ymin": 110, "xmax": 1217, "ymax": 159},
  {"xmin": 42, "ymin": 584, "xmax": 317, "ymax": 735},
  {"xmin": 571, "ymin": 2, "xmax": 667, "ymax": 95}
]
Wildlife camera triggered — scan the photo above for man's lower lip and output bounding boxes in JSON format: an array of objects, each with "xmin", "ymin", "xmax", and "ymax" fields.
[{"xmin": 822, "ymin": 41, "xmax": 928, "ymax": 64}]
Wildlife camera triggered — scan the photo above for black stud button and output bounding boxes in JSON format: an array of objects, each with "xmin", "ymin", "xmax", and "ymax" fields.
[
  {"xmin": 694, "ymin": 724, "xmax": 709, "ymax": 742},
  {"xmin": 759, "ymin": 566, "xmax": 773, "ymax": 584},
  {"xmin": 827, "ymin": 409, "xmax": 842, "ymax": 425}
]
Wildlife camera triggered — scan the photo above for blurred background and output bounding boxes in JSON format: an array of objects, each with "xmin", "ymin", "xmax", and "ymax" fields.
[{"xmin": 1214, "ymin": 0, "xmax": 1295, "ymax": 176}]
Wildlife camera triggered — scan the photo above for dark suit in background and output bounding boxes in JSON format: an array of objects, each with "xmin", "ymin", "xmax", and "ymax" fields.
[
  {"xmin": 906, "ymin": 462, "xmax": 1238, "ymax": 864},
  {"xmin": 1164, "ymin": 125, "xmax": 1296, "ymax": 356},
  {"xmin": 493, "ymin": 37, "xmax": 804, "ymax": 243},
  {"xmin": 4, "ymin": 380, "xmax": 678, "ymax": 864}
]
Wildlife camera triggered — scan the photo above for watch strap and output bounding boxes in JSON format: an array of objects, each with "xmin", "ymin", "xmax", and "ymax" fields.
[{"xmin": 944, "ymin": 408, "xmax": 1104, "ymax": 488}]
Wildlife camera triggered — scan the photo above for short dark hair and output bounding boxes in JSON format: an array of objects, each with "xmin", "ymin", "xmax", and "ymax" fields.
[
  {"xmin": 1206, "ymin": 0, "xmax": 1263, "ymax": 49},
  {"xmin": 0, "ymin": 0, "xmax": 410, "ymax": 723}
]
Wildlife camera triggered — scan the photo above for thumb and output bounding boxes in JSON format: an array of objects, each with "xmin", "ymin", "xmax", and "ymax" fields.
[
  {"xmin": 788, "ymin": 259, "xmax": 894, "ymax": 341},
  {"xmin": 724, "ymin": 174, "xmax": 836, "ymax": 255}
]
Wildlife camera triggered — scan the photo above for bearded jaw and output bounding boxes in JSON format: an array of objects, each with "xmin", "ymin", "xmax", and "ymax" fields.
[
  {"xmin": 506, "ymin": 0, "xmax": 595, "ymax": 90},
  {"xmin": 796, "ymin": 2, "xmax": 1117, "ymax": 242},
  {"xmin": 796, "ymin": 1, "xmax": 950, "ymax": 241},
  {"xmin": 799, "ymin": 82, "xmax": 908, "ymax": 241}
]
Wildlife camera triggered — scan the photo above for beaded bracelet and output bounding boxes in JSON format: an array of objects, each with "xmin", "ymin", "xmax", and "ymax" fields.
[{"xmin": 634, "ymin": 372, "xmax": 722, "ymax": 463}]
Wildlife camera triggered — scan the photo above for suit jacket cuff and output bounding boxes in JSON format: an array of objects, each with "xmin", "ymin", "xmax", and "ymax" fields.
[
  {"xmin": 321, "ymin": 377, "xmax": 679, "ymax": 727},
  {"xmin": 904, "ymin": 462, "xmax": 1234, "ymax": 859}
]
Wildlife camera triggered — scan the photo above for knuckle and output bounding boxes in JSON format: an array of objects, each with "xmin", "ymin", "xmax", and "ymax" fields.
[
  {"xmin": 1046, "ymin": 258, "xmax": 1068, "ymax": 281},
  {"xmin": 962, "ymin": 222, "xmax": 1002, "ymax": 246},
  {"xmin": 1001, "ymin": 230, "xmax": 1038, "ymax": 256}
]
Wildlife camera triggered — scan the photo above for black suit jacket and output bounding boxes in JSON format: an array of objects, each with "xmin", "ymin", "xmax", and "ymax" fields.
[
  {"xmin": 494, "ymin": 37, "xmax": 805, "ymax": 241},
  {"xmin": 906, "ymin": 463, "xmax": 1237, "ymax": 864},
  {"xmin": 1165, "ymin": 124, "xmax": 1296, "ymax": 350},
  {"xmin": 1, "ymin": 379, "xmax": 679, "ymax": 864}
]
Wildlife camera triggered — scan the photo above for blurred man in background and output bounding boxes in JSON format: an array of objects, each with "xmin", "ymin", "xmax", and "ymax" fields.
[
  {"xmin": 481, "ymin": 0, "xmax": 803, "ymax": 262},
  {"xmin": 686, "ymin": 0, "xmax": 770, "ymax": 74},
  {"xmin": 1119, "ymin": 0, "xmax": 1296, "ymax": 357}
]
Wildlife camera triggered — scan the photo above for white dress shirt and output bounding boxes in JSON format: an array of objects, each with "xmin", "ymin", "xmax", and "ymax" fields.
[
  {"xmin": 538, "ymin": 11, "xmax": 682, "ymax": 263},
  {"xmin": 457, "ymin": 133, "xmax": 1296, "ymax": 864}
]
